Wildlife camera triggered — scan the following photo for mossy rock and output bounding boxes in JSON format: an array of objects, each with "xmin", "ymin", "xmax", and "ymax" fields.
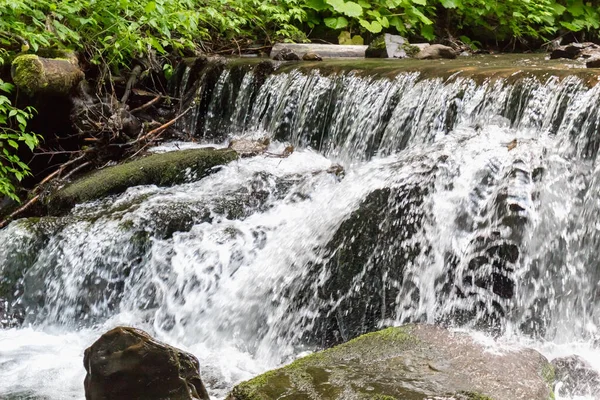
[
  {"xmin": 227, "ymin": 324, "xmax": 554, "ymax": 400},
  {"xmin": 48, "ymin": 148, "xmax": 238, "ymax": 214}
]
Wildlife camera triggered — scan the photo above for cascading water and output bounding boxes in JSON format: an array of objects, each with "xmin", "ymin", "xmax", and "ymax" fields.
[{"xmin": 2, "ymin": 57, "xmax": 600, "ymax": 399}]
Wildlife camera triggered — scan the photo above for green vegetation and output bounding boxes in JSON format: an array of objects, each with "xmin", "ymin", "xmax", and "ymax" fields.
[
  {"xmin": 0, "ymin": 79, "xmax": 39, "ymax": 202},
  {"xmin": 0, "ymin": 0, "xmax": 598, "ymax": 70}
]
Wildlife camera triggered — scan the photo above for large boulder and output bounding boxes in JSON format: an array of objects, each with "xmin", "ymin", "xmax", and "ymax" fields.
[
  {"xmin": 228, "ymin": 324, "xmax": 555, "ymax": 400},
  {"xmin": 84, "ymin": 327, "xmax": 210, "ymax": 400},
  {"xmin": 416, "ymin": 44, "xmax": 458, "ymax": 60},
  {"xmin": 552, "ymin": 355, "xmax": 600, "ymax": 398}
]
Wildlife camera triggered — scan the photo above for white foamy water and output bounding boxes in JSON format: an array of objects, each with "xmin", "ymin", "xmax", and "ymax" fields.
[{"xmin": 3, "ymin": 65, "xmax": 600, "ymax": 399}]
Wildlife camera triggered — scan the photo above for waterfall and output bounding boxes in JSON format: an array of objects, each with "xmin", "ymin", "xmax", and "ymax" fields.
[{"xmin": 2, "ymin": 58, "xmax": 600, "ymax": 399}]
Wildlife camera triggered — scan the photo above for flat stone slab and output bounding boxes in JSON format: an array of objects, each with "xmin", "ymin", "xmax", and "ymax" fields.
[
  {"xmin": 270, "ymin": 43, "xmax": 367, "ymax": 59},
  {"xmin": 228, "ymin": 324, "xmax": 554, "ymax": 400}
]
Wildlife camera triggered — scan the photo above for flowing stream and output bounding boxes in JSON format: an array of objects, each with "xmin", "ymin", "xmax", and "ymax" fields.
[{"xmin": 2, "ymin": 58, "xmax": 600, "ymax": 399}]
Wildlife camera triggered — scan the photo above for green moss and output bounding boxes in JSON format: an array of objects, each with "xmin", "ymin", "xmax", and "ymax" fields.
[
  {"xmin": 402, "ymin": 43, "xmax": 421, "ymax": 57},
  {"xmin": 229, "ymin": 326, "xmax": 419, "ymax": 400},
  {"xmin": 456, "ymin": 391, "xmax": 494, "ymax": 400},
  {"xmin": 48, "ymin": 148, "xmax": 238, "ymax": 214},
  {"xmin": 542, "ymin": 363, "xmax": 556, "ymax": 400},
  {"xmin": 370, "ymin": 36, "xmax": 386, "ymax": 50},
  {"xmin": 11, "ymin": 54, "xmax": 45, "ymax": 94}
]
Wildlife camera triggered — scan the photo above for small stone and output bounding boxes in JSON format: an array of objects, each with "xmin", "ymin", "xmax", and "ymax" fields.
[
  {"xmin": 302, "ymin": 52, "xmax": 322, "ymax": 61},
  {"xmin": 228, "ymin": 138, "xmax": 270, "ymax": 157},
  {"xmin": 272, "ymin": 48, "xmax": 300, "ymax": 61},
  {"xmin": 84, "ymin": 327, "xmax": 209, "ymax": 400},
  {"xmin": 416, "ymin": 44, "xmax": 458, "ymax": 60}
]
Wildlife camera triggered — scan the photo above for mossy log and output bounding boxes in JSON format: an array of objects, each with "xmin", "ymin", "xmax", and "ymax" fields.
[
  {"xmin": 11, "ymin": 54, "xmax": 84, "ymax": 95},
  {"xmin": 227, "ymin": 324, "xmax": 554, "ymax": 400},
  {"xmin": 48, "ymin": 148, "xmax": 238, "ymax": 214}
]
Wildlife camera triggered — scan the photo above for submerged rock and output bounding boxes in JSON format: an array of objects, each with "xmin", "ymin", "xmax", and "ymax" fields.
[
  {"xmin": 227, "ymin": 324, "xmax": 554, "ymax": 400},
  {"xmin": 0, "ymin": 298, "xmax": 24, "ymax": 329},
  {"xmin": 48, "ymin": 148, "xmax": 238, "ymax": 214},
  {"xmin": 302, "ymin": 52, "xmax": 323, "ymax": 61},
  {"xmin": 552, "ymin": 355, "xmax": 600, "ymax": 398},
  {"xmin": 228, "ymin": 138, "xmax": 270, "ymax": 157},
  {"xmin": 84, "ymin": 326, "xmax": 209, "ymax": 400},
  {"xmin": 272, "ymin": 48, "xmax": 300, "ymax": 61},
  {"xmin": 416, "ymin": 44, "xmax": 458, "ymax": 60},
  {"xmin": 587, "ymin": 58, "xmax": 600, "ymax": 68}
]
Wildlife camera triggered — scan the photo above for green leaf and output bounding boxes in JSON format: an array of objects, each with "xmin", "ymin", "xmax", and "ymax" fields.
[
  {"xmin": 420, "ymin": 24, "xmax": 435, "ymax": 40},
  {"xmin": 412, "ymin": 0, "xmax": 427, "ymax": 5},
  {"xmin": 567, "ymin": 0, "xmax": 585, "ymax": 17},
  {"xmin": 325, "ymin": 16, "xmax": 349, "ymax": 29},
  {"xmin": 327, "ymin": 0, "xmax": 363, "ymax": 17},
  {"xmin": 7, "ymin": 140, "xmax": 18, "ymax": 149},
  {"xmin": 306, "ymin": 0, "xmax": 329, "ymax": 11},
  {"xmin": 439, "ymin": 0, "xmax": 460, "ymax": 8},
  {"xmin": 352, "ymin": 35, "xmax": 364, "ymax": 45},
  {"xmin": 357, "ymin": 0, "xmax": 371, "ymax": 9},
  {"xmin": 560, "ymin": 21, "xmax": 583, "ymax": 31},
  {"xmin": 145, "ymin": 1, "xmax": 156, "ymax": 13}
]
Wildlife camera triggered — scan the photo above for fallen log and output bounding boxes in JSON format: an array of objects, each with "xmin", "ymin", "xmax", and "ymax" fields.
[
  {"xmin": 270, "ymin": 43, "xmax": 367, "ymax": 59},
  {"xmin": 11, "ymin": 54, "xmax": 84, "ymax": 95}
]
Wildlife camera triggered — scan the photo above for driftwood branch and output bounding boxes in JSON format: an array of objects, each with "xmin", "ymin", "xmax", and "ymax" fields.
[{"xmin": 130, "ymin": 95, "xmax": 162, "ymax": 114}]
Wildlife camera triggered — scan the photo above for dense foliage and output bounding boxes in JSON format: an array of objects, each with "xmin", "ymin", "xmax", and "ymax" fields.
[
  {"xmin": 0, "ymin": 0, "xmax": 598, "ymax": 70},
  {"xmin": 0, "ymin": 80, "xmax": 38, "ymax": 202}
]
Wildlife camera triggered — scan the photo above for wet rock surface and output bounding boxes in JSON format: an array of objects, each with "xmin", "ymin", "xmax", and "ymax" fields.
[
  {"xmin": 84, "ymin": 326, "xmax": 209, "ymax": 400},
  {"xmin": 550, "ymin": 42, "xmax": 600, "ymax": 60},
  {"xmin": 552, "ymin": 355, "xmax": 600, "ymax": 399},
  {"xmin": 272, "ymin": 48, "xmax": 300, "ymax": 61},
  {"xmin": 0, "ymin": 298, "xmax": 24, "ymax": 328},
  {"xmin": 416, "ymin": 44, "xmax": 458, "ymax": 60},
  {"xmin": 302, "ymin": 52, "xmax": 322, "ymax": 61},
  {"xmin": 366, "ymin": 34, "xmax": 413, "ymax": 58},
  {"xmin": 228, "ymin": 324, "xmax": 554, "ymax": 400}
]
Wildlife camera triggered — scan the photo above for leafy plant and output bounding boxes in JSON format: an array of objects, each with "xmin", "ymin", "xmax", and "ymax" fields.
[{"xmin": 0, "ymin": 80, "xmax": 39, "ymax": 202}]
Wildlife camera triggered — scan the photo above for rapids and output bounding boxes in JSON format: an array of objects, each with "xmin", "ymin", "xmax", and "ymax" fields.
[{"xmin": 2, "ymin": 57, "xmax": 600, "ymax": 399}]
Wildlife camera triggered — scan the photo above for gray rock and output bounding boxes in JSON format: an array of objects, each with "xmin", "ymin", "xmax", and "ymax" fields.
[
  {"xmin": 552, "ymin": 355, "xmax": 600, "ymax": 399},
  {"xmin": 416, "ymin": 44, "xmax": 458, "ymax": 60},
  {"xmin": 272, "ymin": 48, "xmax": 300, "ymax": 61},
  {"xmin": 84, "ymin": 327, "xmax": 210, "ymax": 400},
  {"xmin": 366, "ymin": 34, "xmax": 417, "ymax": 58},
  {"xmin": 228, "ymin": 324, "xmax": 555, "ymax": 400}
]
